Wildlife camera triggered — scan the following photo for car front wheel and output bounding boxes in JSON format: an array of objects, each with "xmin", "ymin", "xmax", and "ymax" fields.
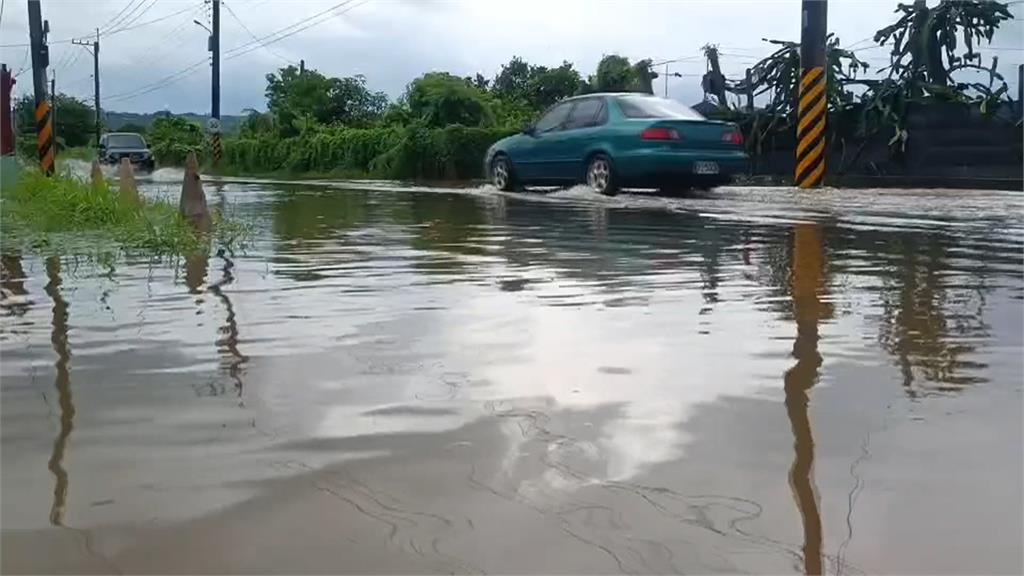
[
  {"xmin": 586, "ymin": 154, "xmax": 618, "ymax": 196},
  {"xmin": 491, "ymin": 155, "xmax": 516, "ymax": 191}
]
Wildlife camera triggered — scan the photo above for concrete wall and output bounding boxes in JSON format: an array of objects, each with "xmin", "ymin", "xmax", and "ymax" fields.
[{"xmin": 745, "ymin": 102, "xmax": 1023, "ymax": 187}]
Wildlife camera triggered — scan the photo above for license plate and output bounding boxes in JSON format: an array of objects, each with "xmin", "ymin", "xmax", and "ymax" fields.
[{"xmin": 692, "ymin": 161, "xmax": 719, "ymax": 175}]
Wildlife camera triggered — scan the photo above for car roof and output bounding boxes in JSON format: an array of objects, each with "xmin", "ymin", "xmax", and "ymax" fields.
[
  {"xmin": 562, "ymin": 92, "xmax": 661, "ymax": 101},
  {"xmin": 106, "ymin": 132, "xmax": 144, "ymax": 136}
]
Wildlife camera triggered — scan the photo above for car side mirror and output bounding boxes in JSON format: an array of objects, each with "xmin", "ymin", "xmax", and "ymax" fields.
[{"xmin": 521, "ymin": 123, "xmax": 535, "ymax": 136}]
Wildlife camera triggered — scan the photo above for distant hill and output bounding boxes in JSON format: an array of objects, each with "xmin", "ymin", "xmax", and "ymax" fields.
[{"xmin": 104, "ymin": 111, "xmax": 245, "ymax": 134}]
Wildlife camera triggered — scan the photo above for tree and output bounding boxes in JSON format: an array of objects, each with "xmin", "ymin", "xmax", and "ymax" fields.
[
  {"xmin": 468, "ymin": 73, "xmax": 490, "ymax": 92},
  {"xmin": 874, "ymin": 0, "xmax": 1013, "ymax": 93},
  {"xmin": 326, "ymin": 75, "xmax": 388, "ymax": 128},
  {"xmin": 405, "ymin": 72, "xmax": 494, "ymax": 128},
  {"xmin": 118, "ymin": 122, "xmax": 148, "ymax": 136},
  {"xmin": 265, "ymin": 65, "xmax": 389, "ymax": 136},
  {"xmin": 581, "ymin": 54, "xmax": 656, "ymax": 94},
  {"xmin": 238, "ymin": 108, "xmax": 277, "ymax": 138},
  {"xmin": 15, "ymin": 93, "xmax": 94, "ymax": 149},
  {"xmin": 148, "ymin": 116, "xmax": 205, "ymax": 165},
  {"xmin": 492, "ymin": 57, "xmax": 583, "ymax": 111},
  {"xmin": 492, "ymin": 56, "xmax": 533, "ymax": 104},
  {"xmin": 528, "ymin": 62, "xmax": 583, "ymax": 109},
  {"xmin": 631, "ymin": 59, "xmax": 658, "ymax": 95},
  {"xmin": 734, "ymin": 36, "xmax": 870, "ymax": 118}
]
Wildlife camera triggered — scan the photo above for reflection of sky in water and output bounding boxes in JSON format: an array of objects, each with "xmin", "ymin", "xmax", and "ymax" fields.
[{"xmin": 1, "ymin": 181, "xmax": 1021, "ymax": 572}]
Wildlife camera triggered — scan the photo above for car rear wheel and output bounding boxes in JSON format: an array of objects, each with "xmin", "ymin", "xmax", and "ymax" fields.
[
  {"xmin": 586, "ymin": 154, "xmax": 618, "ymax": 196},
  {"xmin": 491, "ymin": 155, "xmax": 516, "ymax": 191}
]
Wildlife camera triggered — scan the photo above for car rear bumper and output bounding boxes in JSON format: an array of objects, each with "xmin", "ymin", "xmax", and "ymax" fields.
[{"xmin": 615, "ymin": 149, "xmax": 748, "ymax": 185}]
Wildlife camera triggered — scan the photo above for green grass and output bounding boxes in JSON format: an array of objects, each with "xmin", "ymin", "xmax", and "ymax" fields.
[
  {"xmin": 1, "ymin": 170, "xmax": 250, "ymax": 258},
  {"xmin": 209, "ymin": 164, "xmax": 380, "ymax": 181}
]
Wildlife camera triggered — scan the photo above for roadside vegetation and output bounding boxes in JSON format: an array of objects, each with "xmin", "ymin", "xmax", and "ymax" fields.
[{"xmin": 1, "ymin": 170, "xmax": 249, "ymax": 258}]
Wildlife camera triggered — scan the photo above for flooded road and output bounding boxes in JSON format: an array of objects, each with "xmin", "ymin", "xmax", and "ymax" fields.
[{"xmin": 2, "ymin": 181, "xmax": 1022, "ymax": 574}]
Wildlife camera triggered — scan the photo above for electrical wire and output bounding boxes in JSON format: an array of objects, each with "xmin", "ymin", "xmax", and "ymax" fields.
[
  {"xmin": 225, "ymin": 0, "xmax": 372, "ymax": 62},
  {"xmin": 104, "ymin": 2, "xmax": 201, "ymax": 37},
  {"xmin": 1, "ymin": 2, "xmax": 199, "ymax": 49},
  {"xmin": 222, "ymin": 0, "xmax": 365, "ymax": 60},
  {"xmin": 101, "ymin": 0, "xmax": 150, "ymax": 35},
  {"xmin": 13, "ymin": 45, "xmax": 29, "ymax": 77},
  {"xmin": 222, "ymin": 0, "xmax": 294, "ymax": 64},
  {"xmin": 106, "ymin": 0, "xmax": 159, "ymax": 35},
  {"xmin": 97, "ymin": 0, "xmax": 143, "ymax": 34},
  {"xmin": 104, "ymin": 57, "xmax": 210, "ymax": 102}
]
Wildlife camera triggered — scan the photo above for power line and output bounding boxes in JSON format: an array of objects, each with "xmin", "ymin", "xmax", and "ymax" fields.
[
  {"xmin": 104, "ymin": 57, "xmax": 210, "ymax": 102},
  {"xmin": 97, "ymin": 0, "xmax": 142, "ymax": 34},
  {"xmin": 101, "ymin": 0, "xmax": 148, "ymax": 34},
  {"xmin": 0, "ymin": 2, "xmax": 199, "ymax": 47},
  {"xmin": 223, "ymin": 0, "xmax": 365, "ymax": 60},
  {"xmin": 226, "ymin": 0, "xmax": 372, "ymax": 62},
  {"xmin": 104, "ymin": 2, "xmax": 200, "ymax": 37},
  {"xmin": 106, "ymin": 0, "xmax": 159, "ymax": 35},
  {"xmin": 13, "ymin": 45, "xmax": 29, "ymax": 77},
  {"xmin": 222, "ymin": 0, "xmax": 294, "ymax": 64}
]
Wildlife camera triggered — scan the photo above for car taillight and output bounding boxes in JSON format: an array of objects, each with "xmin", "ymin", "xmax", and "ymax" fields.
[
  {"xmin": 641, "ymin": 127, "xmax": 680, "ymax": 141},
  {"xmin": 722, "ymin": 130, "xmax": 743, "ymax": 145}
]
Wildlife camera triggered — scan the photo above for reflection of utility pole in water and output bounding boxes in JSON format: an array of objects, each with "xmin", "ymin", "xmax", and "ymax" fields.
[
  {"xmin": 185, "ymin": 250, "xmax": 209, "ymax": 295},
  {"xmin": 208, "ymin": 249, "xmax": 247, "ymax": 397},
  {"xmin": 785, "ymin": 223, "xmax": 830, "ymax": 574},
  {"xmin": 44, "ymin": 256, "xmax": 73, "ymax": 526}
]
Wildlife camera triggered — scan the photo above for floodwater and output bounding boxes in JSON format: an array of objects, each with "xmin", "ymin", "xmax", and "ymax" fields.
[{"xmin": 1, "ymin": 179, "xmax": 1022, "ymax": 574}]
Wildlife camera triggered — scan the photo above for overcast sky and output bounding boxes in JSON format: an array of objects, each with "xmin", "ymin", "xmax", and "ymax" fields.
[{"xmin": 0, "ymin": 0, "xmax": 1020, "ymax": 115}]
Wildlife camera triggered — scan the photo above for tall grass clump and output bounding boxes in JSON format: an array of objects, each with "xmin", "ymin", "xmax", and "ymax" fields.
[{"xmin": 1, "ymin": 171, "xmax": 248, "ymax": 257}]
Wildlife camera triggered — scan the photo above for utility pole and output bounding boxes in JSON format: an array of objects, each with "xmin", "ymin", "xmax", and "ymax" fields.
[
  {"xmin": 299, "ymin": 59, "xmax": 305, "ymax": 75},
  {"xmin": 209, "ymin": 0, "xmax": 221, "ymax": 166},
  {"xmin": 1, "ymin": 64, "xmax": 16, "ymax": 189},
  {"xmin": 1, "ymin": 64, "xmax": 15, "ymax": 156},
  {"xmin": 795, "ymin": 0, "xmax": 828, "ymax": 189},
  {"xmin": 50, "ymin": 70, "xmax": 56, "ymax": 154},
  {"xmin": 72, "ymin": 29, "xmax": 100, "ymax": 148},
  {"xmin": 28, "ymin": 0, "xmax": 54, "ymax": 175}
]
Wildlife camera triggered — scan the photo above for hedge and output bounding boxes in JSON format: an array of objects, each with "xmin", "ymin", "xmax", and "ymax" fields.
[{"xmin": 222, "ymin": 125, "xmax": 516, "ymax": 180}]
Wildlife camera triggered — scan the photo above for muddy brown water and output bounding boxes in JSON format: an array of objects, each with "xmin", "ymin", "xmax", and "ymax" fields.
[{"xmin": 1, "ymin": 181, "xmax": 1022, "ymax": 574}]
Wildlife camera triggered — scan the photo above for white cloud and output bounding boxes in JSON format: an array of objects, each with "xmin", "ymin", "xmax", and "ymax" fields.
[{"xmin": 0, "ymin": 0, "xmax": 1019, "ymax": 114}]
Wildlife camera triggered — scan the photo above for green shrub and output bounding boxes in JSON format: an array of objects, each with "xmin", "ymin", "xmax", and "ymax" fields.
[
  {"xmin": 222, "ymin": 124, "xmax": 514, "ymax": 180},
  {"xmin": 149, "ymin": 117, "xmax": 206, "ymax": 166}
]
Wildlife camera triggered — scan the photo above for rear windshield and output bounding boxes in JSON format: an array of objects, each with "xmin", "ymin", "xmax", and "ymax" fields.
[
  {"xmin": 616, "ymin": 96, "xmax": 705, "ymax": 120},
  {"xmin": 106, "ymin": 134, "xmax": 146, "ymax": 148}
]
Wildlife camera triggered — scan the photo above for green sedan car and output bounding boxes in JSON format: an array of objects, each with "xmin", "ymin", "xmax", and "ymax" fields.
[{"xmin": 485, "ymin": 93, "xmax": 748, "ymax": 195}]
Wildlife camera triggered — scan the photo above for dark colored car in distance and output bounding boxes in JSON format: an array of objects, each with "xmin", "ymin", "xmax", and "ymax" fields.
[
  {"xmin": 485, "ymin": 93, "xmax": 748, "ymax": 195},
  {"xmin": 99, "ymin": 132, "xmax": 155, "ymax": 172}
]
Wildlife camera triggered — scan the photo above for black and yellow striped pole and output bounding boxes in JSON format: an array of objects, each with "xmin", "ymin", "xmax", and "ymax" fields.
[
  {"xmin": 795, "ymin": 0, "xmax": 828, "ymax": 189},
  {"xmin": 35, "ymin": 99, "xmax": 54, "ymax": 175},
  {"xmin": 211, "ymin": 132, "xmax": 222, "ymax": 166},
  {"xmin": 28, "ymin": 0, "xmax": 54, "ymax": 176}
]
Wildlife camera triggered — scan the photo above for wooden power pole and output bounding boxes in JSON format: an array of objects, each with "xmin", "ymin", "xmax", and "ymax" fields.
[{"xmin": 72, "ymin": 29, "xmax": 100, "ymax": 148}]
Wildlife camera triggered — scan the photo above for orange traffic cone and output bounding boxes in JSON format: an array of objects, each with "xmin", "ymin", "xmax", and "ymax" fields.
[
  {"xmin": 179, "ymin": 151, "xmax": 211, "ymax": 232},
  {"xmin": 118, "ymin": 158, "xmax": 140, "ymax": 204}
]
